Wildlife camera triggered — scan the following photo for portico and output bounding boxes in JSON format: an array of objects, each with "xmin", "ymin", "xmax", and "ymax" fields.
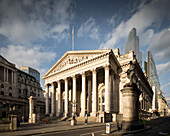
[{"xmin": 43, "ymin": 49, "xmax": 120, "ymax": 117}]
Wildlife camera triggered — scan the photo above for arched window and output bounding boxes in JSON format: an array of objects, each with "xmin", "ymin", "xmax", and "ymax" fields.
[
  {"xmin": 98, "ymin": 89, "xmax": 105, "ymax": 112},
  {"xmin": 102, "ymin": 95, "xmax": 105, "ymax": 103},
  {"xmin": 9, "ymin": 87, "xmax": 12, "ymax": 90}
]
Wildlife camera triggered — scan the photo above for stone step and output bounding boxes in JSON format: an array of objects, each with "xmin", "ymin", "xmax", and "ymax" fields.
[{"xmin": 75, "ymin": 116, "xmax": 97, "ymax": 122}]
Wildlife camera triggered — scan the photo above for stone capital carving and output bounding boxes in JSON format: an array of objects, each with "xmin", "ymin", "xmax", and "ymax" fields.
[
  {"xmin": 71, "ymin": 75, "xmax": 76, "ymax": 80},
  {"xmin": 81, "ymin": 72, "xmax": 86, "ymax": 77},
  {"xmin": 104, "ymin": 64, "xmax": 110, "ymax": 70},
  {"xmin": 45, "ymin": 84, "xmax": 49, "ymax": 87},
  {"xmin": 91, "ymin": 68, "xmax": 97, "ymax": 74},
  {"xmin": 63, "ymin": 78, "xmax": 68, "ymax": 81}
]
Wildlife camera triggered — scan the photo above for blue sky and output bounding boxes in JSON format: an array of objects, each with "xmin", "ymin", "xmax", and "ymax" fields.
[{"xmin": 0, "ymin": 0, "xmax": 170, "ymax": 106}]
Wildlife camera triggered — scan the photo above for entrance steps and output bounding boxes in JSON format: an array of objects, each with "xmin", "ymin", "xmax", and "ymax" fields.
[
  {"xmin": 75, "ymin": 116, "xmax": 97, "ymax": 122},
  {"xmin": 41, "ymin": 116, "xmax": 97, "ymax": 122}
]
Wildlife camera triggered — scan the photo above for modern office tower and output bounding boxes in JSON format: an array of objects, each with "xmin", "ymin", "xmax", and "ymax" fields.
[
  {"xmin": 124, "ymin": 27, "xmax": 142, "ymax": 66},
  {"xmin": 144, "ymin": 51, "xmax": 160, "ymax": 112},
  {"xmin": 20, "ymin": 66, "xmax": 40, "ymax": 83}
]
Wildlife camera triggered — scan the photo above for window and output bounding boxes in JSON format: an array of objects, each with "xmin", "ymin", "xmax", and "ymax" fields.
[
  {"xmin": 98, "ymin": 89, "xmax": 105, "ymax": 112},
  {"xmin": 1, "ymin": 84, "xmax": 4, "ymax": 88},
  {"xmin": 102, "ymin": 95, "xmax": 105, "ymax": 103},
  {"xmin": 1, "ymin": 91, "xmax": 4, "ymax": 95},
  {"xmin": 9, "ymin": 93, "xmax": 12, "ymax": 96},
  {"xmin": 9, "ymin": 87, "xmax": 12, "ymax": 90},
  {"xmin": 19, "ymin": 89, "xmax": 21, "ymax": 93}
]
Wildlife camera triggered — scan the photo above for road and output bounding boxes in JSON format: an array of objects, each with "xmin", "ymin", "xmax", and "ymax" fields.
[
  {"xmin": 37, "ymin": 117, "xmax": 170, "ymax": 136},
  {"xmin": 37, "ymin": 124, "xmax": 116, "ymax": 136},
  {"xmin": 126, "ymin": 117, "xmax": 170, "ymax": 136}
]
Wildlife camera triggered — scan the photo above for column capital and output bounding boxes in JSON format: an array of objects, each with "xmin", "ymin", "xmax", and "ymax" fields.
[
  {"xmin": 56, "ymin": 80, "xmax": 61, "ymax": 83},
  {"xmin": 71, "ymin": 75, "xmax": 77, "ymax": 79},
  {"xmin": 63, "ymin": 78, "xmax": 68, "ymax": 81},
  {"xmin": 91, "ymin": 68, "xmax": 98, "ymax": 74},
  {"xmin": 104, "ymin": 64, "xmax": 110, "ymax": 70},
  {"xmin": 81, "ymin": 71, "xmax": 86, "ymax": 76}
]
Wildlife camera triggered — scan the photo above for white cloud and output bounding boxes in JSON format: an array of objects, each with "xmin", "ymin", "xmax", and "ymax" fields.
[
  {"xmin": 100, "ymin": 0, "xmax": 170, "ymax": 49},
  {"xmin": 140, "ymin": 29, "xmax": 154, "ymax": 46},
  {"xmin": 149, "ymin": 28, "xmax": 170, "ymax": 60},
  {"xmin": 156, "ymin": 61, "xmax": 170, "ymax": 73},
  {"xmin": 77, "ymin": 17, "xmax": 99, "ymax": 40},
  {"xmin": 50, "ymin": 24, "xmax": 70, "ymax": 42},
  {"xmin": 107, "ymin": 15, "xmax": 117, "ymax": 27},
  {"xmin": 0, "ymin": 45, "xmax": 57, "ymax": 86},
  {"xmin": 0, "ymin": 45, "xmax": 56, "ymax": 68},
  {"xmin": 0, "ymin": 0, "xmax": 74, "ymax": 45},
  {"xmin": 161, "ymin": 82, "xmax": 170, "ymax": 89}
]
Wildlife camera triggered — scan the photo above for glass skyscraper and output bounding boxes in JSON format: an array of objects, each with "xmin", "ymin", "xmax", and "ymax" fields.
[
  {"xmin": 20, "ymin": 66, "xmax": 40, "ymax": 83},
  {"xmin": 124, "ymin": 28, "xmax": 142, "ymax": 66}
]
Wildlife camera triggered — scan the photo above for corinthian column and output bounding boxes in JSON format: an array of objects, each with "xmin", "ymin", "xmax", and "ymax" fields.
[
  {"xmin": 87, "ymin": 76, "xmax": 92, "ymax": 114},
  {"xmin": 64, "ymin": 78, "xmax": 68, "ymax": 117},
  {"xmin": 72, "ymin": 75, "xmax": 77, "ymax": 115},
  {"xmin": 50, "ymin": 82, "xmax": 56, "ymax": 117},
  {"xmin": 45, "ymin": 84, "xmax": 49, "ymax": 115},
  {"xmin": 57, "ymin": 80, "xmax": 61, "ymax": 117},
  {"xmin": 91, "ymin": 68, "xmax": 97, "ymax": 117},
  {"xmin": 80, "ymin": 72, "xmax": 86, "ymax": 117},
  {"xmin": 105, "ymin": 64, "xmax": 110, "ymax": 113}
]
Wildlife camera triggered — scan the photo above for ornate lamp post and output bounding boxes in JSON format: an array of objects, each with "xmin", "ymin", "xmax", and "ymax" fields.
[{"xmin": 139, "ymin": 95, "xmax": 143, "ymax": 123}]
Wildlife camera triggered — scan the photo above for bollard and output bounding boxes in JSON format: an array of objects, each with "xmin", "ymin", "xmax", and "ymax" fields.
[
  {"xmin": 85, "ymin": 110, "xmax": 88, "ymax": 125},
  {"xmin": 106, "ymin": 123, "xmax": 111, "ymax": 134}
]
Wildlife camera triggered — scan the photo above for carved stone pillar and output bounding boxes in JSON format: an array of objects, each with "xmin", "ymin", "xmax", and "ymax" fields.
[
  {"xmin": 28, "ymin": 96, "xmax": 37, "ymax": 123},
  {"xmin": 4, "ymin": 67, "xmax": 6, "ymax": 82},
  {"xmin": 57, "ymin": 80, "xmax": 61, "ymax": 117},
  {"xmin": 50, "ymin": 82, "xmax": 56, "ymax": 117},
  {"xmin": 64, "ymin": 78, "xmax": 68, "ymax": 117},
  {"xmin": 45, "ymin": 84, "xmax": 49, "ymax": 115},
  {"xmin": 105, "ymin": 64, "xmax": 110, "ymax": 113},
  {"xmin": 7, "ymin": 68, "xmax": 8, "ymax": 82},
  {"xmin": 11, "ymin": 71, "xmax": 13, "ymax": 84},
  {"xmin": 87, "ymin": 76, "xmax": 92, "ymax": 114},
  {"xmin": 80, "ymin": 72, "xmax": 86, "ymax": 117},
  {"xmin": 121, "ymin": 83, "xmax": 142, "ymax": 130},
  {"xmin": 91, "ymin": 68, "xmax": 97, "ymax": 117},
  {"xmin": 72, "ymin": 75, "xmax": 77, "ymax": 115}
]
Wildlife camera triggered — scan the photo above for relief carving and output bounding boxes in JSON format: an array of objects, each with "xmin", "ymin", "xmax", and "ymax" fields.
[{"xmin": 53, "ymin": 55, "xmax": 93, "ymax": 72}]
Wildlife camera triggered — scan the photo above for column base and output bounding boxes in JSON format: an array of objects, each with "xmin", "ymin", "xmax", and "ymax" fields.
[
  {"xmin": 64, "ymin": 113, "xmax": 68, "ymax": 117},
  {"xmin": 90, "ymin": 111, "xmax": 97, "ymax": 117},
  {"xmin": 45, "ymin": 113, "xmax": 50, "ymax": 116},
  {"xmin": 80, "ymin": 112, "xmax": 85, "ymax": 117},
  {"xmin": 56, "ymin": 112, "xmax": 61, "ymax": 117},
  {"xmin": 50, "ymin": 113, "xmax": 55, "ymax": 117}
]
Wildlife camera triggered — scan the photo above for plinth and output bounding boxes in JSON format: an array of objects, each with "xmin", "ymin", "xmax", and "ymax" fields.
[{"xmin": 121, "ymin": 83, "xmax": 144, "ymax": 131}]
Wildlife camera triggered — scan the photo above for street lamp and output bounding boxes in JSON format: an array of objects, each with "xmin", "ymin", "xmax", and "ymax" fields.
[{"xmin": 139, "ymin": 95, "xmax": 143, "ymax": 123}]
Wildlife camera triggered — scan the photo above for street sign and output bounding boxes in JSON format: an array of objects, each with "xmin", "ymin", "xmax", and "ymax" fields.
[{"xmin": 106, "ymin": 123, "xmax": 111, "ymax": 134}]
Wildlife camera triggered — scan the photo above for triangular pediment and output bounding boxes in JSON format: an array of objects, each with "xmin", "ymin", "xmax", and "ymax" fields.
[
  {"xmin": 43, "ymin": 49, "xmax": 111, "ymax": 78},
  {"xmin": 0, "ymin": 55, "xmax": 16, "ymax": 68}
]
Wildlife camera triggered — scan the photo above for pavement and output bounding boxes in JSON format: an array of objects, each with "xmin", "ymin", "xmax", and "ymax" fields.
[
  {"xmin": 2, "ymin": 117, "xmax": 168, "ymax": 136},
  {"xmin": 0, "ymin": 121, "xmax": 115, "ymax": 136}
]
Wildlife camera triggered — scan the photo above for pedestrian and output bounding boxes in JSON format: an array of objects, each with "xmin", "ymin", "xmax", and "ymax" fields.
[{"xmin": 22, "ymin": 115, "xmax": 24, "ymax": 122}]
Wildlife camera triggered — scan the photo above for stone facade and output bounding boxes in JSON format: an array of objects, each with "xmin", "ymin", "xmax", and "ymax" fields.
[
  {"xmin": 0, "ymin": 55, "xmax": 45, "ymax": 122},
  {"xmin": 43, "ymin": 48, "xmax": 153, "ymax": 121},
  {"xmin": 157, "ymin": 91, "xmax": 169, "ymax": 116},
  {"xmin": 113, "ymin": 48, "xmax": 153, "ymax": 116}
]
